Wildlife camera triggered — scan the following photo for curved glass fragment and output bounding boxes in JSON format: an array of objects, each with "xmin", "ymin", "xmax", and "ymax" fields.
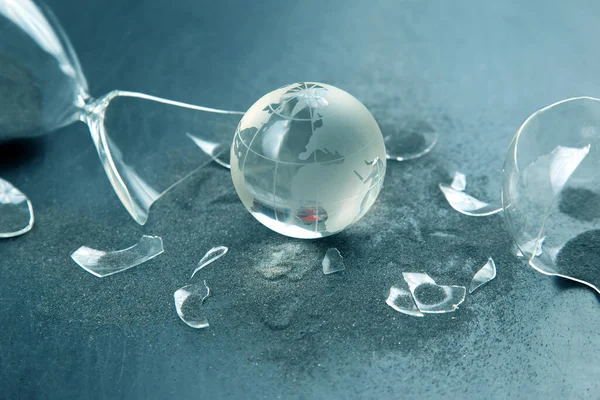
[
  {"xmin": 191, "ymin": 246, "xmax": 228, "ymax": 278},
  {"xmin": 0, "ymin": 177, "xmax": 34, "ymax": 238},
  {"xmin": 402, "ymin": 272, "xmax": 466, "ymax": 313},
  {"xmin": 503, "ymin": 97, "xmax": 600, "ymax": 293},
  {"xmin": 385, "ymin": 285, "xmax": 423, "ymax": 317},
  {"xmin": 174, "ymin": 281, "xmax": 210, "ymax": 329},
  {"xmin": 469, "ymin": 257, "xmax": 496, "ymax": 294},
  {"xmin": 439, "ymin": 172, "xmax": 502, "ymax": 216},
  {"xmin": 0, "ymin": 0, "xmax": 243, "ymax": 224},
  {"xmin": 381, "ymin": 119, "xmax": 439, "ymax": 161},
  {"xmin": 71, "ymin": 235, "xmax": 164, "ymax": 277}
]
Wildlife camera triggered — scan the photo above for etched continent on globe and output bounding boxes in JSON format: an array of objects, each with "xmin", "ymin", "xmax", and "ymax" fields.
[{"xmin": 230, "ymin": 82, "xmax": 387, "ymax": 239}]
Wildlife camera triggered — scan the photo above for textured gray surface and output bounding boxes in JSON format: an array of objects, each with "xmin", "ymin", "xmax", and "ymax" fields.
[{"xmin": 1, "ymin": 0, "xmax": 600, "ymax": 398}]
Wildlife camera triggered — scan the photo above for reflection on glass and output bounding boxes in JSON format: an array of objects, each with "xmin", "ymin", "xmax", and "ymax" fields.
[
  {"xmin": 70, "ymin": 235, "xmax": 164, "ymax": 277},
  {"xmin": 0, "ymin": 177, "xmax": 34, "ymax": 238},
  {"xmin": 503, "ymin": 97, "xmax": 600, "ymax": 293},
  {"xmin": 0, "ymin": 0, "xmax": 243, "ymax": 224}
]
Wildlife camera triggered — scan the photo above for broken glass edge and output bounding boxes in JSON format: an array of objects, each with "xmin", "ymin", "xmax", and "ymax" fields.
[
  {"xmin": 385, "ymin": 131, "xmax": 439, "ymax": 162},
  {"xmin": 186, "ymin": 132, "xmax": 230, "ymax": 169},
  {"xmin": 469, "ymin": 257, "xmax": 497, "ymax": 293},
  {"xmin": 191, "ymin": 246, "xmax": 229, "ymax": 278},
  {"xmin": 527, "ymin": 258, "xmax": 600, "ymax": 295},
  {"xmin": 439, "ymin": 184, "xmax": 503, "ymax": 216},
  {"xmin": 0, "ymin": 178, "xmax": 35, "ymax": 238},
  {"xmin": 174, "ymin": 280, "xmax": 210, "ymax": 329},
  {"xmin": 520, "ymin": 144, "xmax": 599, "ymax": 293},
  {"xmin": 0, "ymin": 198, "xmax": 35, "ymax": 238},
  {"xmin": 322, "ymin": 247, "xmax": 345, "ymax": 275},
  {"xmin": 71, "ymin": 235, "xmax": 164, "ymax": 278},
  {"xmin": 386, "ymin": 286, "xmax": 424, "ymax": 317},
  {"xmin": 402, "ymin": 272, "xmax": 466, "ymax": 313}
]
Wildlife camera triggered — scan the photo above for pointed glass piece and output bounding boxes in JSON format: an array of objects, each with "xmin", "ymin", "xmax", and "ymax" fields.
[
  {"xmin": 469, "ymin": 257, "xmax": 497, "ymax": 293},
  {"xmin": 322, "ymin": 248, "xmax": 345, "ymax": 274},
  {"xmin": 450, "ymin": 172, "xmax": 467, "ymax": 191},
  {"xmin": 186, "ymin": 132, "xmax": 230, "ymax": 169},
  {"xmin": 516, "ymin": 236, "xmax": 545, "ymax": 258},
  {"xmin": 383, "ymin": 120, "xmax": 439, "ymax": 161},
  {"xmin": 174, "ymin": 281, "xmax": 210, "ymax": 329},
  {"xmin": 191, "ymin": 246, "xmax": 228, "ymax": 278},
  {"xmin": 0, "ymin": 177, "xmax": 34, "ymax": 238},
  {"xmin": 402, "ymin": 272, "xmax": 466, "ymax": 313},
  {"xmin": 71, "ymin": 235, "xmax": 164, "ymax": 277},
  {"xmin": 439, "ymin": 184, "xmax": 502, "ymax": 216},
  {"xmin": 386, "ymin": 286, "xmax": 424, "ymax": 317}
]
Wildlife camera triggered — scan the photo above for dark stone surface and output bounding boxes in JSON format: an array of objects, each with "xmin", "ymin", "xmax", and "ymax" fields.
[{"xmin": 1, "ymin": 0, "xmax": 600, "ymax": 398}]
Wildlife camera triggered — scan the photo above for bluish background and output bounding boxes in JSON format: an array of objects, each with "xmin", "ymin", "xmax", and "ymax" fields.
[{"xmin": 1, "ymin": 0, "xmax": 599, "ymax": 398}]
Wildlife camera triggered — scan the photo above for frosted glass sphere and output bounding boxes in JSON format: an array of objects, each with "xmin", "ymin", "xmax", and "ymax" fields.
[{"xmin": 230, "ymin": 82, "xmax": 387, "ymax": 239}]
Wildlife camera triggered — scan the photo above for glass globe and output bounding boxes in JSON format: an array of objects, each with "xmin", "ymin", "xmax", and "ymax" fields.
[
  {"xmin": 230, "ymin": 83, "xmax": 387, "ymax": 239},
  {"xmin": 502, "ymin": 97, "xmax": 600, "ymax": 292}
]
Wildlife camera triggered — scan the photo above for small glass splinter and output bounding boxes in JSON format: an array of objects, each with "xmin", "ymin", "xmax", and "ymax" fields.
[
  {"xmin": 174, "ymin": 280, "xmax": 211, "ymax": 329},
  {"xmin": 71, "ymin": 235, "xmax": 164, "ymax": 277},
  {"xmin": 386, "ymin": 286, "xmax": 424, "ymax": 317},
  {"xmin": 322, "ymin": 248, "xmax": 345, "ymax": 274},
  {"xmin": 451, "ymin": 172, "xmax": 467, "ymax": 191},
  {"xmin": 0, "ymin": 177, "xmax": 34, "ymax": 238},
  {"xmin": 469, "ymin": 257, "xmax": 497, "ymax": 293},
  {"xmin": 190, "ymin": 246, "xmax": 228, "ymax": 278},
  {"xmin": 439, "ymin": 172, "xmax": 502, "ymax": 216},
  {"xmin": 402, "ymin": 272, "xmax": 466, "ymax": 313}
]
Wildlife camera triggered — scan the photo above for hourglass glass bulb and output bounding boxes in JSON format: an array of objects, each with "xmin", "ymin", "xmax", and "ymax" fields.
[
  {"xmin": 0, "ymin": 0, "xmax": 243, "ymax": 225},
  {"xmin": 503, "ymin": 97, "xmax": 600, "ymax": 293}
]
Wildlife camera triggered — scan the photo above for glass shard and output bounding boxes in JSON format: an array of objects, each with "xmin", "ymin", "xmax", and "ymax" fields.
[
  {"xmin": 384, "ymin": 120, "xmax": 439, "ymax": 161},
  {"xmin": 186, "ymin": 132, "xmax": 231, "ymax": 169},
  {"xmin": 322, "ymin": 248, "xmax": 345, "ymax": 274},
  {"xmin": 191, "ymin": 246, "xmax": 229, "ymax": 278},
  {"xmin": 174, "ymin": 281, "xmax": 210, "ymax": 329},
  {"xmin": 71, "ymin": 235, "xmax": 164, "ymax": 277},
  {"xmin": 402, "ymin": 272, "xmax": 466, "ymax": 313},
  {"xmin": 386, "ymin": 286, "xmax": 424, "ymax": 317},
  {"xmin": 516, "ymin": 236, "xmax": 546, "ymax": 258},
  {"xmin": 439, "ymin": 183, "xmax": 502, "ymax": 216},
  {"xmin": 469, "ymin": 257, "xmax": 497, "ymax": 293},
  {"xmin": 0, "ymin": 178, "xmax": 34, "ymax": 238},
  {"xmin": 450, "ymin": 172, "xmax": 467, "ymax": 191}
]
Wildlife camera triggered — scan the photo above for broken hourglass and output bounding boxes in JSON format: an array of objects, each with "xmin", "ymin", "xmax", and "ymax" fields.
[
  {"xmin": 1, "ymin": 0, "xmax": 439, "ymax": 239},
  {"xmin": 502, "ymin": 97, "xmax": 600, "ymax": 293},
  {"xmin": 0, "ymin": 0, "xmax": 242, "ymax": 226}
]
